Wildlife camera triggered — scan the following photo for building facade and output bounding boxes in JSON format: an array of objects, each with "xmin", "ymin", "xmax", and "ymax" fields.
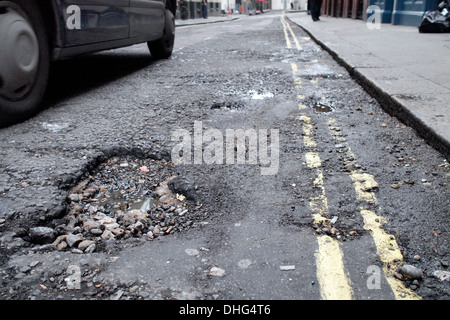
[
  {"xmin": 272, "ymin": 0, "xmax": 307, "ymax": 10},
  {"xmin": 321, "ymin": 0, "xmax": 441, "ymax": 26},
  {"xmin": 176, "ymin": 0, "xmax": 307, "ymax": 18},
  {"xmin": 371, "ymin": 0, "xmax": 439, "ymax": 25},
  {"xmin": 177, "ymin": 0, "xmax": 222, "ymax": 19}
]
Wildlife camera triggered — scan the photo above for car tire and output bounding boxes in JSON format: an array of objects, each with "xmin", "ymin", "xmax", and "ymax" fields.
[
  {"xmin": 0, "ymin": 0, "xmax": 49, "ymax": 127},
  {"xmin": 147, "ymin": 9, "xmax": 175, "ymax": 59}
]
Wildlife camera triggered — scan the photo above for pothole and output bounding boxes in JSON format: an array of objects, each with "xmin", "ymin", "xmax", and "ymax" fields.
[
  {"xmin": 210, "ymin": 100, "xmax": 246, "ymax": 111},
  {"xmin": 53, "ymin": 155, "xmax": 206, "ymax": 253},
  {"xmin": 304, "ymin": 95, "xmax": 335, "ymax": 113}
]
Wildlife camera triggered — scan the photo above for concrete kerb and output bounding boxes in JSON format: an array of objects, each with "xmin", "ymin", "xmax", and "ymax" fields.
[
  {"xmin": 352, "ymin": 69, "xmax": 450, "ymax": 159},
  {"xmin": 176, "ymin": 16, "xmax": 240, "ymax": 27},
  {"xmin": 286, "ymin": 17, "xmax": 450, "ymax": 159}
]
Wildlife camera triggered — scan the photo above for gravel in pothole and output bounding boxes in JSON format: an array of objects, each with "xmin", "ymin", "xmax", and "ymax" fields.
[{"xmin": 53, "ymin": 156, "xmax": 205, "ymax": 253}]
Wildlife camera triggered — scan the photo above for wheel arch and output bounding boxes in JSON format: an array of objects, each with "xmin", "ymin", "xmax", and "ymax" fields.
[
  {"xmin": 34, "ymin": 0, "xmax": 63, "ymax": 60},
  {"xmin": 166, "ymin": 0, "xmax": 177, "ymax": 16}
]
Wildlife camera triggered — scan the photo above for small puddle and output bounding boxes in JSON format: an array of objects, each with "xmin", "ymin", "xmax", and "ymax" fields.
[
  {"xmin": 248, "ymin": 90, "xmax": 274, "ymax": 100},
  {"xmin": 99, "ymin": 190, "xmax": 158, "ymax": 211},
  {"xmin": 42, "ymin": 122, "xmax": 70, "ymax": 133},
  {"xmin": 313, "ymin": 103, "xmax": 333, "ymax": 113}
]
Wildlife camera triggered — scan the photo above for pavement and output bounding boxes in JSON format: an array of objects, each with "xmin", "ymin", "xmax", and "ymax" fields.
[{"xmin": 286, "ymin": 11, "xmax": 450, "ymax": 159}]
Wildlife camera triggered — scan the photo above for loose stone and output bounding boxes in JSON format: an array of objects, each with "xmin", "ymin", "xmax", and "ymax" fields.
[{"xmin": 399, "ymin": 265, "xmax": 423, "ymax": 280}]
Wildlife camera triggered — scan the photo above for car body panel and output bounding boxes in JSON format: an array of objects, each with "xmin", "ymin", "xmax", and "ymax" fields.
[
  {"xmin": 129, "ymin": 0, "xmax": 165, "ymax": 38},
  {"xmin": 59, "ymin": 0, "xmax": 130, "ymax": 46},
  {"xmin": 51, "ymin": 0, "xmax": 169, "ymax": 59}
]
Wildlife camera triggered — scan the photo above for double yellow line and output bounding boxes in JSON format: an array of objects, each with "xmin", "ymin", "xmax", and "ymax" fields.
[
  {"xmin": 297, "ymin": 85, "xmax": 354, "ymax": 300},
  {"xmin": 285, "ymin": 14, "xmax": 352, "ymax": 299},
  {"xmin": 327, "ymin": 119, "xmax": 421, "ymax": 300},
  {"xmin": 281, "ymin": 15, "xmax": 302, "ymax": 51},
  {"xmin": 282, "ymin": 14, "xmax": 420, "ymax": 300}
]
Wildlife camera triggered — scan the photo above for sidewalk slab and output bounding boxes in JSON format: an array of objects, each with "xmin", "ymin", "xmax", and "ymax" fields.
[{"xmin": 287, "ymin": 12, "xmax": 450, "ymax": 158}]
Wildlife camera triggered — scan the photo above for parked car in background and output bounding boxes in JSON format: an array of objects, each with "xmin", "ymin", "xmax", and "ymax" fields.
[{"xmin": 0, "ymin": 0, "xmax": 176, "ymax": 126}]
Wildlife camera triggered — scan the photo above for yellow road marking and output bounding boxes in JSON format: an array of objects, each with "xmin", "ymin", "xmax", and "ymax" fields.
[
  {"xmin": 316, "ymin": 235, "xmax": 354, "ymax": 300},
  {"xmin": 287, "ymin": 20, "xmax": 419, "ymax": 299},
  {"xmin": 281, "ymin": 16, "xmax": 292, "ymax": 49},
  {"xmin": 305, "ymin": 152, "xmax": 321, "ymax": 168},
  {"xmin": 282, "ymin": 15, "xmax": 302, "ymax": 50},
  {"xmin": 290, "ymin": 59, "xmax": 353, "ymax": 299},
  {"xmin": 287, "ymin": 24, "xmax": 302, "ymax": 50},
  {"xmin": 298, "ymin": 115, "xmax": 310, "ymax": 122},
  {"xmin": 299, "ymin": 115, "xmax": 313, "ymax": 135},
  {"xmin": 291, "ymin": 63, "xmax": 298, "ymax": 74},
  {"xmin": 299, "ymin": 116, "xmax": 316, "ymax": 146},
  {"xmin": 283, "ymin": 15, "xmax": 302, "ymax": 50},
  {"xmin": 350, "ymin": 173, "xmax": 378, "ymax": 202},
  {"xmin": 303, "ymin": 136, "xmax": 316, "ymax": 147},
  {"xmin": 309, "ymin": 172, "xmax": 329, "ymax": 225},
  {"xmin": 360, "ymin": 209, "xmax": 402, "ymax": 263},
  {"xmin": 327, "ymin": 119, "xmax": 421, "ymax": 300},
  {"xmin": 307, "ymin": 158, "xmax": 353, "ymax": 299}
]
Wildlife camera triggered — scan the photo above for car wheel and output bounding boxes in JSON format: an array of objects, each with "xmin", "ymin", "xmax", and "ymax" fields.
[
  {"xmin": 147, "ymin": 9, "xmax": 175, "ymax": 59},
  {"xmin": 0, "ymin": 0, "xmax": 49, "ymax": 126}
]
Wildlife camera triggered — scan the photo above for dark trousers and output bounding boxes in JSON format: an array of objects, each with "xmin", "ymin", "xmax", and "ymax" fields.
[
  {"xmin": 310, "ymin": 0, "xmax": 322, "ymax": 20},
  {"xmin": 202, "ymin": 4, "xmax": 208, "ymax": 18}
]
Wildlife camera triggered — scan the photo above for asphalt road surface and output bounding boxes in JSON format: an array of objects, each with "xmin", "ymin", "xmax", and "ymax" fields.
[{"xmin": 0, "ymin": 11, "xmax": 448, "ymax": 302}]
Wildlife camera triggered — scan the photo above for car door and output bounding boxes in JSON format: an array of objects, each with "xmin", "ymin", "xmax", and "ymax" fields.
[
  {"xmin": 129, "ymin": 0, "xmax": 165, "ymax": 39},
  {"xmin": 61, "ymin": 0, "xmax": 130, "ymax": 46}
]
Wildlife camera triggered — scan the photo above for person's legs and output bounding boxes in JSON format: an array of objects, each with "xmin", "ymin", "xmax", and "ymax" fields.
[
  {"xmin": 316, "ymin": 0, "xmax": 322, "ymax": 19},
  {"xmin": 311, "ymin": 0, "xmax": 318, "ymax": 21},
  {"xmin": 311, "ymin": 0, "xmax": 322, "ymax": 21}
]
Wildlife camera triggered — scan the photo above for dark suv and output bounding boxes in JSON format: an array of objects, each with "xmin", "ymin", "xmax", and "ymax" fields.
[{"xmin": 0, "ymin": 0, "xmax": 176, "ymax": 126}]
